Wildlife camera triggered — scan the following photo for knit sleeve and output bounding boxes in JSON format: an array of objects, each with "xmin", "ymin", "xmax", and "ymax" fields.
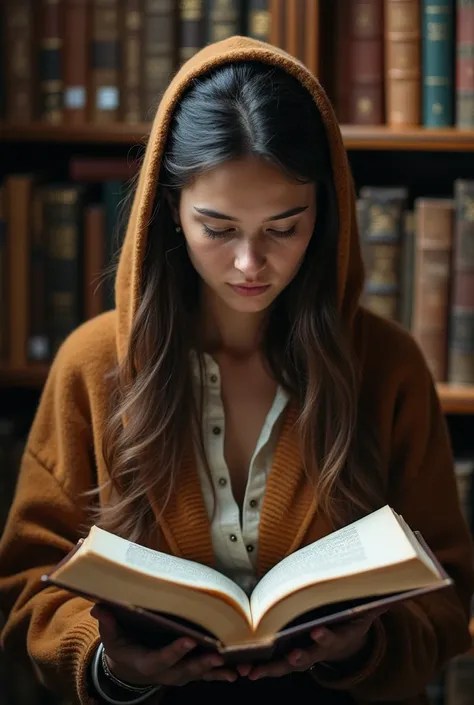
[
  {"xmin": 0, "ymin": 344, "xmax": 104, "ymax": 705},
  {"xmin": 310, "ymin": 337, "xmax": 474, "ymax": 701}
]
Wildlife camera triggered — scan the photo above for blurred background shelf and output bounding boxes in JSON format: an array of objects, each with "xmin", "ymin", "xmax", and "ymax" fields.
[{"xmin": 3, "ymin": 123, "xmax": 474, "ymax": 151}]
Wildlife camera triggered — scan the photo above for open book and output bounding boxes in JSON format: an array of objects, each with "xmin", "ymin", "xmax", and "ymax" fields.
[{"xmin": 43, "ymin": 506, "xmax": 451, "ymax": 661}]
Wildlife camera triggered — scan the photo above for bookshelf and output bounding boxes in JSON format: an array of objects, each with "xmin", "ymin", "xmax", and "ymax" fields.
[{"xmin": 3, "ymin": 123, "xmax": 474, "ymax": 152}]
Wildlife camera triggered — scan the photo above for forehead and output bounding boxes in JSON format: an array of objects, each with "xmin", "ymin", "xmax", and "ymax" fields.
[{"xmin": 181, "ymin": 156, "xmax": 315, "ymax": 213}]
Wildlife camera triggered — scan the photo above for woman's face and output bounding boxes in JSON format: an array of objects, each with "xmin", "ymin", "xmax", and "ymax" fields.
[{"xmin": 178, "ymin": 155, "xmax": 317, "ymax": 314}]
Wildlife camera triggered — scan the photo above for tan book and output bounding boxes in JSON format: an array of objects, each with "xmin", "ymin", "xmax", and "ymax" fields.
[{"xmin": 43, "ymin": 505, "xmax": 451, "ymax": 662}]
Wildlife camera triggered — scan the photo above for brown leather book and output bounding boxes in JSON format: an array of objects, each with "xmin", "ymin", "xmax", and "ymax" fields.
[
  {"xmin": 4, "ymin": 0, "xmax": 35, "ymax": 123},
  {"xmin": 456, "ymin": 0, "xmax": 474, "ymax": 129},
  {"xmin": 142, "ymin": 0, "xmax": 178, "ymax": 121},
  {"xmin": 269, "ymin": 0, "xmax": 285, "ymax": 49},
  {"xmin": 178, "ymin": 0, "xmax": 205, "ymax": 65},
  {"xmin": 121, "ymin": 0, "xmax": 144, "ymax": 124},
  {"xmin": 38, "ymin": 0, "xmax": 63, "ymax": 125},
  {"xmin": 412, "ymin": 198, "xmax": 454, "ymax": 383},
  {"xmin": 63, "ymin": 0, "xmax": 90, "ymax": 125},
  {"xmin": 84, "ymin": 204, "xmax": 106, "ymax": 320},
  {"xmin": 284, "ymin": 0, "xmax": 306, "ymax": 64},
  {"xmin": 91, "ymin": 0, "xmax": 120, "ymax": 124},
  {"xmin": 303, "ymin": 0, "xmax": 319, "ymax": 77},
  {"xmin": 384, "ymin": 0, "xmax": 421, "ymax": 126},
  {"xmin": 448, "ymin": 180, "xmax": 474, "ymax": 386},
  {"xmin": 349, "ymin": 0, "xmax": 384, "ymax": 125},
  {"xmin": 4, "ymin": 175, "xmax": 36, "ymax": 368},
  {"xmin": 329, "ymin": 0, "xmax": 351, "ymax": 123}
]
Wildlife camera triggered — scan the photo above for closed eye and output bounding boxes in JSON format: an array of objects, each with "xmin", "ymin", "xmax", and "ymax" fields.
[
  {"xmin": 201, "ymin": 224, "xmax": 234, "ymax": 239},
  {"xmin": 268, "ymin": 225, "xmax": 297, "ymax": 238}
]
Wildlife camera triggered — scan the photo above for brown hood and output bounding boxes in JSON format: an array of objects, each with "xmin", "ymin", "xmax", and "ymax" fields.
[{"xmin": 115, "ymin": 35, "xmax": 364, "ymax": 363}]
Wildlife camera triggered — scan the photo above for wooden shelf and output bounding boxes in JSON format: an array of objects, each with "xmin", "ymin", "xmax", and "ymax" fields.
[
  {"xmin": 2, "ymin": 122, "xmax": 474, "ymax": 151},
  {"xmin": 437, "ymin": 384, "xmax": 474, "ymax": 414},
  {"xmin": 341, "ymin": 125, "xmax": 474, "ymax": 151},
  {"xmin": 1, "ymin": 364, "xmax": 474, "ymax": 412},
  {"xmin": 0, "ymin": 364, "xmax": 50, "ymax": 388},
  {"xmin": 0, "ymin": 122, "xmax": 151, "ymax": 145}
]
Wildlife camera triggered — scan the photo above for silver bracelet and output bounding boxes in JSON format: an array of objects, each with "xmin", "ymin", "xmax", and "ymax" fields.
[{"xmin": 91, "ymin": 643, "xmax": 160, "ymax": 705}]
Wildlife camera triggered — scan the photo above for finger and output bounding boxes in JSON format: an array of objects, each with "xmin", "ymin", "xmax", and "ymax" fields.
[
  {"xmin": 286, "ymin": 647, "xmax": 317, "ymax": 670},
  {"xmin": 140, "ymin": 638, "xmax": 197, "ymax": 676},
  {"xmin": 202, "ymin": 667, "xmax": 238, "ymax": 682},
  {"xmin": 236, "ymin": 663, "xmax": 252, "ymax": 677},
  {"xmin": 248, "ymin": 659, "xmax": 292, "ymax": 680},
  {"xmin": 177, "ymin": 652, "xmax": 226, "ymax": 685},
  {"xmin": 310, "ymin": 627, "xmax": 338, "ymax": 649}
]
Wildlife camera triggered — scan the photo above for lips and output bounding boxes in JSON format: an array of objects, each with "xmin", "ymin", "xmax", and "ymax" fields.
[{"xmin": 228, "ymin": 283, "xmax": 271, "ymax": 297}]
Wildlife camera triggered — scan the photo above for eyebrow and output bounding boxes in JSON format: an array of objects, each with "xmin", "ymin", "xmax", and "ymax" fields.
[{"xmin": 193, "ymin": 205, "xmax": 309, "ymax": 222}]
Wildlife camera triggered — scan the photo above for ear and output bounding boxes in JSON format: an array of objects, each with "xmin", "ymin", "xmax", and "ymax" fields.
[{"xmin": 164, "ymin": 188, "xmax": 180, "ymax": 226}]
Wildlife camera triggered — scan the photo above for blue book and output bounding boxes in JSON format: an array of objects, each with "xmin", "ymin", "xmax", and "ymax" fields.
[{"xmin": 422, "ymin": 0, "xmax": 455, "ymax": 127}]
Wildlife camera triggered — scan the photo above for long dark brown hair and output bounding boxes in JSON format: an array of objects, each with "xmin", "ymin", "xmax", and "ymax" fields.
[{"xmin": 97, "ymin": 62, "xmax": 384, "ymax": 543}]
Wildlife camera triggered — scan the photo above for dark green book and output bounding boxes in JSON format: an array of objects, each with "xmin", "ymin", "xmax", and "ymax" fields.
[{"xmin": 422, "ymin": 0, "xmax": 455, "ymax": 127}]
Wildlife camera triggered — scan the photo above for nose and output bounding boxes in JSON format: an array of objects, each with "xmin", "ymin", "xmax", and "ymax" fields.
[{"xmin": 234, "ymin": 240, "xmax": 266, "ymax": 279}]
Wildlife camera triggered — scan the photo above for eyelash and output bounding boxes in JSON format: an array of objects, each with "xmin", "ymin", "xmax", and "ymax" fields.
[{"xmin": 201, "ymin": 224, "xmax": 297, "ymax": 239}]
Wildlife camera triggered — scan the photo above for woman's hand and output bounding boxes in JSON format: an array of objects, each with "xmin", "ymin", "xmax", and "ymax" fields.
[
  {"xmin": 244, "ymin": 610, "xmax": 383, "ymax": 681},
  {"xmin": 90, "ymin": 605, "xmax": 237, "ymax": 687}
]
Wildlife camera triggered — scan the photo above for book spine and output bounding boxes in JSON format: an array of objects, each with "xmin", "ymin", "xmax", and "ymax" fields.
[
  {"xmin": 4, "ymin": 0, "xmax": 35, "ymax": 123},
  {"xmin": 422, "ymin": 0, "xmax": 454, "ymax": 127},
  {"xmin": 448, "ymin": 179, "xmax": 474, "ymax": 386},
  {"xmin": 142, "ymin": 0, "xmax": 177, "ymax": 121},
  {"xmin": 332, "ymin": 0, "xmax": 351, "ymax": 123},
  {"xmin": 103, "ymin": 180, "xmax": 126, "ymax": 310},
  {"xmin": 91, "ymin": 0, "xmax": 120, "ymax": 124},
  {"xmin": 84, "ymin": 204, "xmax": 106, "ymax": 320},
  {"xmin": 28, "ymin": 187, "xmax": 49, "ymax": 362},
  {"xmin": 303, "ymin": 0, "xmax": 319, "ymax": 76},
  {"xmin": 284, "ymin": 0, "xmax": 306, "ymax": 63},
  {"xmin": 385, "ymin": 0, "xmax": 421, "ymax": 125},
  {"xmin": 269, "ymin": 0, "xmax": 286, "ymax": 49},
  {"xmin": 247, "ymin": 0, "xmax": 270, "ymax": 42},
  {"xmin": 400, "ymin": 209, "xmax": 415, "ymax": 330},
  {"xmin": 456, "ymin": 0, "xmax": 474, "ymax": 129},
  {"xmin": 39, "ymin": 0, "xmax": 63, "ymax": 125},
  {"xmin": 178, "ymin": 0, "xmax": 205, "ymax": 65},
  {"xmin": 43, "ymin": 186, "xmax": 83, "ymax": 357},
  {"xmin": 206, "ymin": 0, "xmax": 242, "ymax": 43},
  {"xmin": 349, "ymin": 0, "xmax": 384, "ymax": 125},
  {"xmin": 63, "ymin": 0, "xmax": 89, "ymax": 125},
  {"xmin": 121, "ymin": 0, "xmax": 144, "ymax": 124},
  {"xmin": 358, "ymin": 187, "xmax": 408, "ymax": 322},
  {"xmin": 0, "ymin": 187, "xmax": 6, "ymax": 360},
  {"xmin": 445, "ymin": 654, "xmax": 474, "ymax": 705},
  {"xmin": 5, "ymin": 175, "xmax": 34, "ymax": 368},
  {"xmin": 454, "ymin": 459, "xmax": 474, "ymax": 531},
  {"xmin": 413, "ymin": 198, "xmax": 454, "ymax": 382}
]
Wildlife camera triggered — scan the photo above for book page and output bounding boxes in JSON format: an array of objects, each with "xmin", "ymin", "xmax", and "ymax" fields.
[
  {"xmin": 250, "ymin": 505, "xmax": 416, "ymax": 624},
  {"xmin": 87, "ymin": 527, "xmax": 250, "ymax": 616}
]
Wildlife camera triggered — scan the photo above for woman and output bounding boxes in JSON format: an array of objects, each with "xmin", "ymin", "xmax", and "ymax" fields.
[{"xmin": 0, "ymin": 36, "xmax": 473, "ymax": 705}]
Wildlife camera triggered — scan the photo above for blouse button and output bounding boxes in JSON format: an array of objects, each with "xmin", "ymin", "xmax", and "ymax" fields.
[
  {"xmin": 210, "ymin": 374, "xmax": 218, "ymax": 383},
  {"xmin": 218, "ymin": 477, "xmax": 227, "ymax": 487},
  {"xmin": 212, "ymin": 426, "xmax": 221, "ymax": 435},
  {"xmin": 229, "ymin": 534, "xmax": 237, "ymax": 542},
  {"xmin": 246, "ymin": 544, "xmax": 254, "ymax": 553},
  {"xmin": 249, "ymin": 499, "xmax": 258, "ymax": 508}
]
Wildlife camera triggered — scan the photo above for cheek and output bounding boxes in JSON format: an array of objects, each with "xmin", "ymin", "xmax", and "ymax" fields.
[
  {"xmin": 274, "ymin": 236, "xmax": 312, "ymax": 275},
  {"xmin": 185, "ymin": 233, "xmax": 228, "ymax": 279}
]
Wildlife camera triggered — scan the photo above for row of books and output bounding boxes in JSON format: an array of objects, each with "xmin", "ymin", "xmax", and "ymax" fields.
[
  {"xmin": 357, "ymin": 180, "xmax": 474, "ymax": 386},
  {"xmin": 0, "ymin": 163, "xmax": 130, "ymax": 366},
  {"xmin": 325, "ymin": 0, "xmax": 474, "ymax": 129},
  {"xmin": 0, "ymin": 0, "xmax": 278, "ymax": 127}
]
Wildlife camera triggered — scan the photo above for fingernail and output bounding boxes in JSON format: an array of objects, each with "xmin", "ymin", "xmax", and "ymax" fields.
[
  {"xmin": 210, "ymin": 656, "xmax": 224, "ymax": 667},
  {"xmin": 227, "ymin": 674, "xmax": 236, "ymax": 682},
  {"xmin": 182, "ymin": 639, "xmax": 195, "ymax": 650},
  {"xmin": 292, "ymin": 651, "xmax": 304, "ymax": 665},
  {"xmin": 255, "ymin": 673, "xmax": 265, "ymax": 680}
]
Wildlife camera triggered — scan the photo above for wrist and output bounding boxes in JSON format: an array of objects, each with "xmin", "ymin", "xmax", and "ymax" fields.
[{"xmin": 91, "ymin": 643, "xmax": 161, "ymax": 704}]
